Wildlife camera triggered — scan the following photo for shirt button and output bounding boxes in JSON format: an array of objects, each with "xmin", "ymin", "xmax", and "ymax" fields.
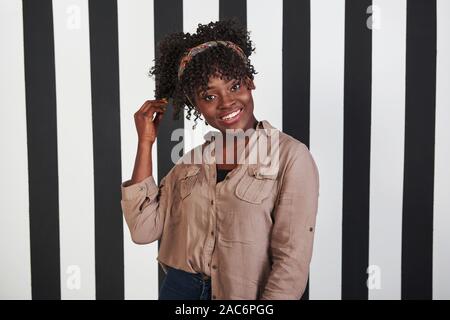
[
  {"xmin": 211, "ymin": 231, "xmax": 214, "ymax": 236},
  {"xmin": 208, "ymin": 263, "xmax": 210, "ymax": 267},
  {"xmin": 212, "ymin": 295, "xmax": 216, "ymax": 299},
  {"xmin": 211, "ymin": 199, "xmax": 214, "ymax": 205},
  {"xmin": 212, "ymin": 265, "xmax": 217, "ymax": 270}
]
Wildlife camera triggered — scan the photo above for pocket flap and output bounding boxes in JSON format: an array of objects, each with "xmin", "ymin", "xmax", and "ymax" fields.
[
  {"xmin": 235, "ymin": 165, "xmax": 278, "ymax": 204},
  {"xmin": 179, "ymin": 165, "xmax": 201, "ymax": 180},
  {"xmin": 248, "ymin": 165, "xmax": 278, "ymax": 180},
  {"xmin": 178, "ymin": 166, "xmax": 200, "ymax": 199}
]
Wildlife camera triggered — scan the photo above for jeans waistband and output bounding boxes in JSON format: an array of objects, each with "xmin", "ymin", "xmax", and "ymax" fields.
[{"xmin": 167, "ymin": 266, "xmax": 211, "ymax": 281}]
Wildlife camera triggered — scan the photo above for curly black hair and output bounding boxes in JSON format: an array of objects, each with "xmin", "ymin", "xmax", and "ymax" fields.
[{"xmin": 149, "ymin": 19, "xmax": 257, "ymax": 126}]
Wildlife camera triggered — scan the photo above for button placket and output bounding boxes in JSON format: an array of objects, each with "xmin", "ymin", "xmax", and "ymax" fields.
[
  {"xmin": 210, "ymin": 186, "xmax": 220, "ymax": 277},
  {"xmin": 210, "ymin": 251, "xmax": 219, "ymax": 300},
  {"xmin": 203, "ymin": 163, "xmax": 217, "ymax": 273}
]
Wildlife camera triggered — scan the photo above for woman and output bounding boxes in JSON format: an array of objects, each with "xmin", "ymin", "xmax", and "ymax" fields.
[{"xmin": 120, "ymin": 20, "xmax": 320, "ymax": 300}]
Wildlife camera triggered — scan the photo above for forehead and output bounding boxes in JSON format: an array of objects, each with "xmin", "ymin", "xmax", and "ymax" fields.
[
  {"xmin": 196, "ymin": 74, "xmax": 238, "ymax": 93},
  {"xmin": 206, "ymin": 76, "xmax": 236, "ymax": 88}
]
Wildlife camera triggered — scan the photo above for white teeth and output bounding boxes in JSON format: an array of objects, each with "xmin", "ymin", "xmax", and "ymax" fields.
[{"xmin": 221, "ymin": 108, "xmax": 241, "ymax": 120}]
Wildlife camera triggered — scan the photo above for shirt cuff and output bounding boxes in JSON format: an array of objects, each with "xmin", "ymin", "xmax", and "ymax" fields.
[{"xmin": 121, "ymin": 175, "xmax": 158, "ymax": 201}]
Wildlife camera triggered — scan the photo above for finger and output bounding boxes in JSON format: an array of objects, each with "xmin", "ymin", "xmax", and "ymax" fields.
[
  {"xmin": 155, "ymin": 109, "xmax": 167, "ymax": 119},
  {"xmin": 151, "ymin": 103, "xmax": 168, "ymax": 111},
  {"xmin": 138, "ymin": 100, "xmax": 153, "ymax": 112},
  {"xmin": 150, "ymin": 101, "xmax": 169, "ymax": 109},
  {"xmin": 153, "ymin": 111, "xmax": 164, "ymax": 129},
  {"xmin": 143, "ymin": 100, "xmax": 168, "ymax": 112},
  {"xmin": 150, "ymin": 107, "xmax": 166, "ymax": 116},
  {"xmin": 150, "ymin": 98, "xmax": 169, "ymax": 105},
  {"xmin": 153, "ymin": 111, "xmax": 164, "ymax": 122},
  {"xmin": 152, "ymin": 99, "xmax": 169, "ymax": 105},
  {"xmin": 137, "ymin": 99, "xmax": 168, "ymax": 113},
  {"xmin": 140, "ymin": 104, "xmax": 166, "ymax": 117}
]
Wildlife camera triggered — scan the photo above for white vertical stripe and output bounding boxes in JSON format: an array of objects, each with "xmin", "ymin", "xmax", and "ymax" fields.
[
  {"xmin": 0, "ymin": 0, "xmax": 32, "ymax": 300},
  {"xmin": 52, "ymin": 0, "xmax": 96, "ymax": 299},
  {"xmin": 309, "ymin": 0, "xmax": 345, "ymax": 300},
  {"xmin": 183, "ymin": 0, "xmax": 219, "ymax": 34},
  {"xmin": 183, "ymin": 0, "xmax": 219, "ymax": 153},
  {"xmin": 247, "ymin": 0, "xmax": 283, "ymax": 130},
  {"xmin": 433, "ymin": 0, "xmax": 450, "ymax": 300},
  {"xmin": 118, "ymin": 0, "xmax": 159, "ymax": 300},
  {"xmin": 369, "ymin": 0, "xmax": 406, "ymax": 300}
]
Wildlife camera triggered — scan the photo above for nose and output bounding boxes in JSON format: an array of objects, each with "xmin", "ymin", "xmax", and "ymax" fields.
[{"xmin": 219, "ymin": 92, "xmax": 236, "ymax": 110}]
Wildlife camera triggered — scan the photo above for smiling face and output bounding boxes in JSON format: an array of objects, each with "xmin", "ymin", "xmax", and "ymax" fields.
[{"xmin": 193, "ymin": 74, "xmax": 258, "ymax": 134}]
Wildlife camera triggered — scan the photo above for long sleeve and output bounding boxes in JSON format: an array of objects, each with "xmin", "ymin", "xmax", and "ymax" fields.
[
  {"xmin": 120, "ymin": 174, "xmax": 171, "ymax": 244},
  {"xmin": 260, "ymin": 143, "xmax": 320, "ymax": 300}
]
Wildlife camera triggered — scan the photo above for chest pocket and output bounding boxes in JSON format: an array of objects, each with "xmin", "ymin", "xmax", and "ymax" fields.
[
  {"xmin": 178, "ymin": 165, "xmax": 201, "ymax": 200},
  {"xmin": 235, "ymin": 165, "xmax": 278, "ymax": 204}
]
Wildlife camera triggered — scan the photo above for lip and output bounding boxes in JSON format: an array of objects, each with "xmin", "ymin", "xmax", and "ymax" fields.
[{"xmin": 218, "ymin": 107, "xmax": 244, "ymax": 125}]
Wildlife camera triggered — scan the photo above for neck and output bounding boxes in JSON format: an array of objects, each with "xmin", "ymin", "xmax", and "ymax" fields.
[{"xmin": 216, "ymin": 118, "xmax": 259, "ymax": 165}]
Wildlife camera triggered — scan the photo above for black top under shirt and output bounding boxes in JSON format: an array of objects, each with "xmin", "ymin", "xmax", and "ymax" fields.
[{"xmin": 216, "ymin": 167, "xmax": 232, "ymax": 184}]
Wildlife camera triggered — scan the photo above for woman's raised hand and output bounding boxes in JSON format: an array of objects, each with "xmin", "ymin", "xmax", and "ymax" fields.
[{"xmin": 134, "ymin": 99, "xmax": 168, "ymax": 144}]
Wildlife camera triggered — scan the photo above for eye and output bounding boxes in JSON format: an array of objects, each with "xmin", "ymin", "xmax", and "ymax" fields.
[
  {"xmin": 231, "ymin": 82, "xmax": 241, "ymax": 92},
  {"xmin": 203, "ymin": 94, "xmax": 215, "ymax": 102}
]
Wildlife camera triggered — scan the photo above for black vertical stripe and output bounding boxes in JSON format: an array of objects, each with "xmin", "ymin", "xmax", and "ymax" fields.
[
  {"xmin": 342, "ymin": 0, "xmax": 372, "ymax": 300},
  {"xmin": 283, "ymin": 0, "xmax": 310, "ymax": 146},
  {"xmin": 88, "ymin": 0, "xmax": 124, "ymax": 299},
  {"xmin": 153, "ymin": 0, "xmax": 184, "ymax": 295},
  {"xmin": 402, "ymin": 0, "xmax": 436, "ymax": 300},
  {"xmin": 22, "ymin": 0, "xmax": 61, "ymax": 300},
  {"xmin": 282, "ymin": 0, "xmax": 311, "ymax": 300},
  {"xmin": 219, "ymin": 0, "xmax": 246, "ymax": 27}
]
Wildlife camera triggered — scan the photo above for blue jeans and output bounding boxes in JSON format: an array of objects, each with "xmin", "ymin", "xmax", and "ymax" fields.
[{"xmin": 159, "ymin": 266, "xmax": 212, "ymax": 300}]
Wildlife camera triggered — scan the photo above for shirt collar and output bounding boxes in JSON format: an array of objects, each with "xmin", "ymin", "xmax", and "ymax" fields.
[
  {"xmin": 202, "ymin": 119, "xmax": 276, "ymax": 142},
  {"xmin": 200, "ymin": 120, "xmax": 278, "ymax": 167}
]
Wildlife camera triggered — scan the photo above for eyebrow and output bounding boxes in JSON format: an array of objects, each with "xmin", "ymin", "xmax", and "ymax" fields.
[{"xmin": 197, "ymin": 79, "xmax": 239, "ymax": 94}]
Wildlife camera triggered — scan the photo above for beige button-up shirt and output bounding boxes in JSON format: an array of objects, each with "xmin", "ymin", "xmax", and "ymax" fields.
[{"xmin": 120, "ymin": 120, "xmax": 320, "ymax": 300}]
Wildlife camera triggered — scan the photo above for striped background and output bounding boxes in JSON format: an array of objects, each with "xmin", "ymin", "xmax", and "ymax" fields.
[{"xmin": 0, "ymin": 0, "xmax": 449, "ymax": 300}]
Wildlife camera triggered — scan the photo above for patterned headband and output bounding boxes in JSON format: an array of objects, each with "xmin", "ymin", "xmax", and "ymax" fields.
[{"xmin": 177, "ymin": 40, "xmax": 247, "ymax": 80}]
